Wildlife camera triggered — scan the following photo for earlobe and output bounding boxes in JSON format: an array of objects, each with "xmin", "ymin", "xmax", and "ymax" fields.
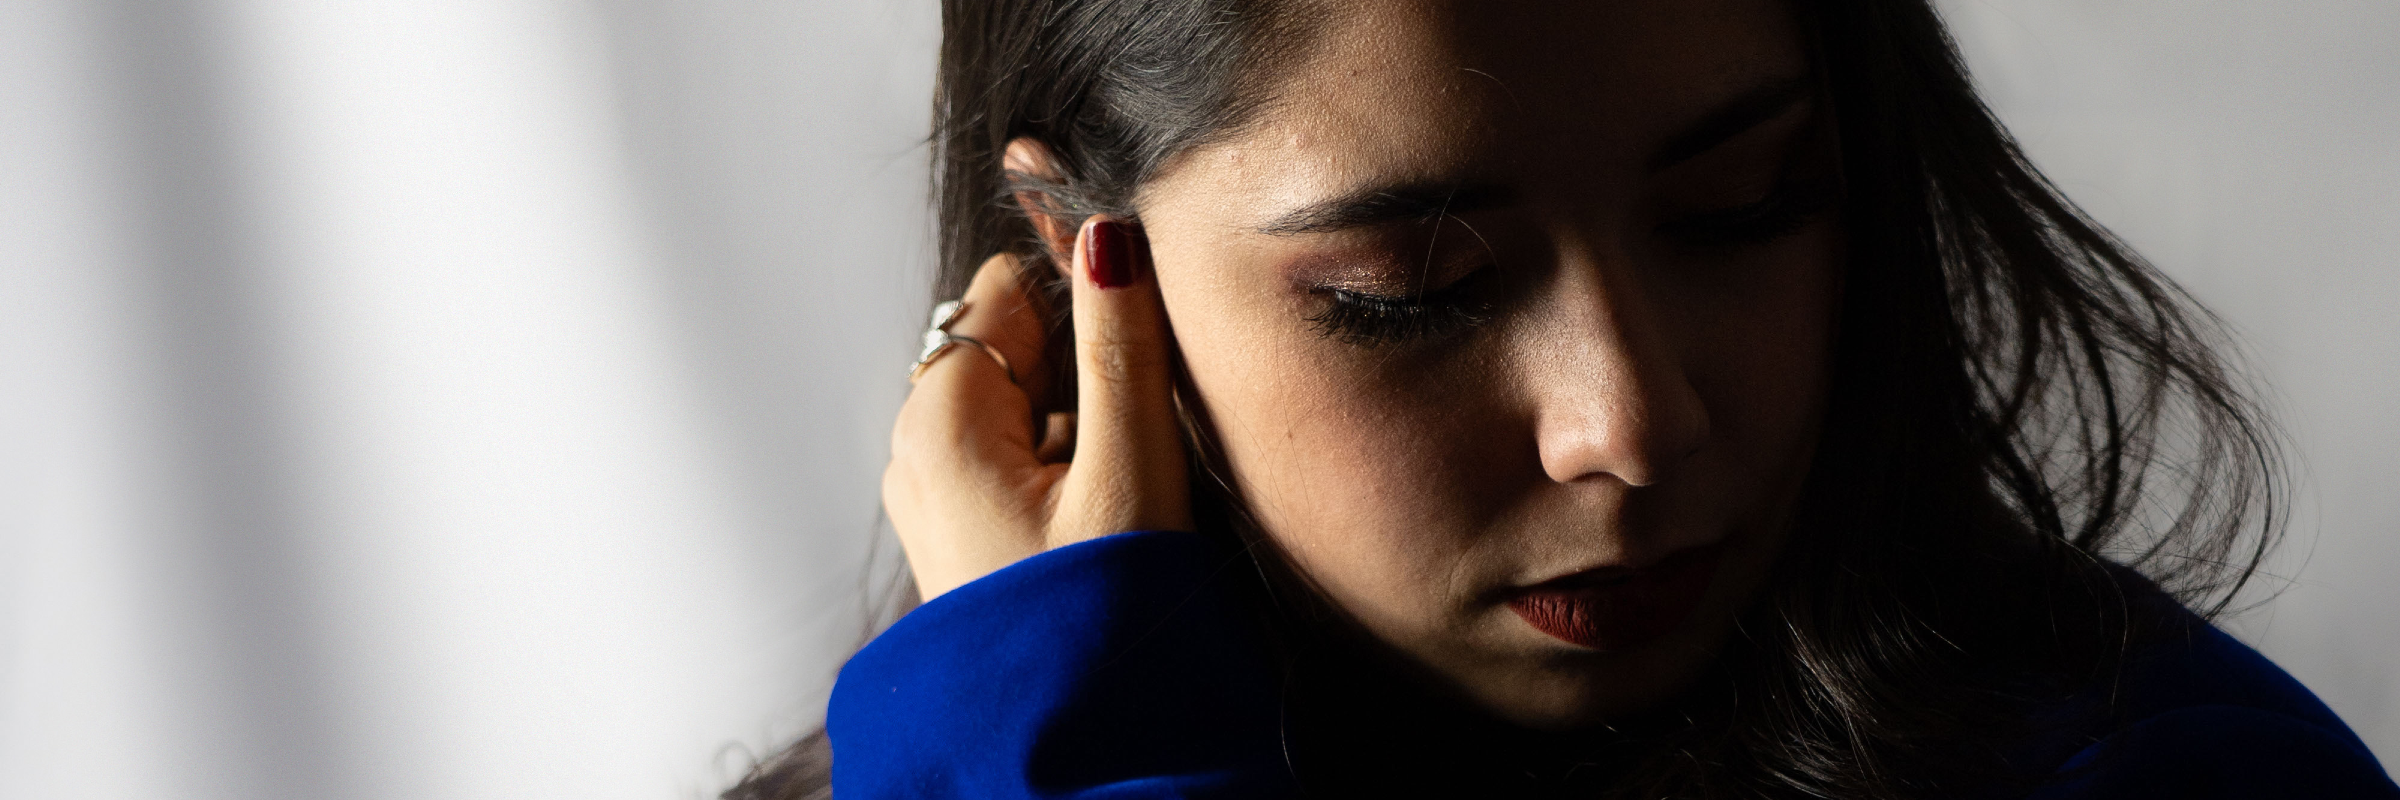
[{"xmin": 1003, "ymin": 137, "xmax": 1079, "ymax": 276}]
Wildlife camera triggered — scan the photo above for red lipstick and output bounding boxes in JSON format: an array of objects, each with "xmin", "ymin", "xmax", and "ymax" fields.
[{"xmin": 1507, "ymin": 543, "xmax": 1724, "ymax": 651}]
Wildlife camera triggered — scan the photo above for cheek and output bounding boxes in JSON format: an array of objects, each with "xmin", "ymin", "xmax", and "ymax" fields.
[
  {"xmin": 1157, "ymin": 267, "xmax": 1496, "ymax": 626},
  {"xmin": 1689, "ymin": 227, "xmax": 1842, "ymax": 447},
  {"xmin": 1659, "ymin": 224, "xmax": 1845, "ymax": 538}
]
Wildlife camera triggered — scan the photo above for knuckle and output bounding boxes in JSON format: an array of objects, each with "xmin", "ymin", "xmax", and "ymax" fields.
[
  {"xmin": 889, "ymin": 411, "xmax": 919, "ymax": 455},
  {"xmin": 967, "ymin": 253, "xmax": 1025, "ymax": 297},
  {"xmin": 1080, "ymin": 331, "xmax": 1163, "ymax": 388},
  {"xmin": 890, "ymin": 396, "xmax": 962, "ymax": 463},
  {"xmin": 880, "ymin": 459, "xmax": 911, "ymax": 503},
  {"xmin": 890, "ymin": 397, "xmax": 932, "ymax": 452}
]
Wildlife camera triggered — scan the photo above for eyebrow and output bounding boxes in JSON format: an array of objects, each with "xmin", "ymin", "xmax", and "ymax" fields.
[
  {"xmin": 1647, "ymin": 75, "xmax": 1815, "ymax": 172},
  {"xmin": 1252, "ymin": 75, "xmax": 1815, "ymax": 237},
  {"xmin": 1256, "ymin": 182, "xmax": 1517, "ymax": 236}
]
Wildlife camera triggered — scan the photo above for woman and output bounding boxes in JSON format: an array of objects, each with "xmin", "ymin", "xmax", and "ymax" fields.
[{"xmin": 733, "ymin": 0, "xmax": 2397, "ymax": 797}]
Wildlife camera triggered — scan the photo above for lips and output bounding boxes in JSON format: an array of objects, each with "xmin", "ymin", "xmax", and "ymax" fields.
[{"xmin": 1506, "ymin": 543, "xmax": 1725, "ymax": 651}]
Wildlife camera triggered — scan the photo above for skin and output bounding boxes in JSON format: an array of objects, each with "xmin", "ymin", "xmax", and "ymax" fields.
[{"xmin": 887, "ymin": 0, "xmax": 1843, "ymax": 732}]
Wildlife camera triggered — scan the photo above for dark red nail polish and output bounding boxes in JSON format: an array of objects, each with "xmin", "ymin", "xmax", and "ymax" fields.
[{"xmin": 1086, "ymin": 219, "xmax": 1137, "ymax": 289}]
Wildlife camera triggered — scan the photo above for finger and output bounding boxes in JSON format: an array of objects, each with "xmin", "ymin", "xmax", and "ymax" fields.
[
  {"xmin": 938, "ymin": 253, "xmax": 1051, "ymax": 399},
  {"xmin": 886, "ymin": 259, "xmax": 1060, "ymax": 596},
  {"xmin": 1059, "ymin": 217, "xmax": 1192, "ymax": 538},
  {"xmin": 900, "ymin": 254, "xmax": 1049, "ymax": 477}
]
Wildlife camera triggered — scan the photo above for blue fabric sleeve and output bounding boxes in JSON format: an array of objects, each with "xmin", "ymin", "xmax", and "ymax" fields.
[
  {"xmin": 2029, "ymin": 706, "xmax": 2399, "ymax": 799},
  {"xmin": 825, "ymin": 529, "xmax": 2396, "ymax": 797},
  {"xmin": 827, "ymin": 530, "xmax": 1302, "ymax": 800},
  {"xmin": 2030, "ymin": 624, "xmax": 2400, "ymax": 799}
]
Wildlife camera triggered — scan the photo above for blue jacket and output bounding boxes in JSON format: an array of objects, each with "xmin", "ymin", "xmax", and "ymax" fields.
[{"xmin": 829, "ymin": 530, "xmax": 2397, "ymax": 798}]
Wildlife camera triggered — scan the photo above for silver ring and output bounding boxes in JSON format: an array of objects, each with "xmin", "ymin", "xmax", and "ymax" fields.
[{"xmin": 909, "ymin": 299, "xmax": 1016, "ymax": 384}]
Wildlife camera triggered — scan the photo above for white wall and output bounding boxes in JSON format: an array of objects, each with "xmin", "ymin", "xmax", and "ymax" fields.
[
  {"xmin": 2, "ymin": 3, "xmax": 2390, "ymax": 798},
  {"xmin": 3, "ymin": 1, "xmax": 932, "ymax": 798}
]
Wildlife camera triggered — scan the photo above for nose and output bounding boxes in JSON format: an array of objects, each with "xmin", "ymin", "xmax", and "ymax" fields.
[{"xmin": 1523, "ymin": 265, "xmax": 1710, "ymax": 488}]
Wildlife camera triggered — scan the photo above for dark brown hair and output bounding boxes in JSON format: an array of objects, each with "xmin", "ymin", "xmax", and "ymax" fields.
[{"xmin": 726, "ymin": 1, "xmax": 2283, "ymax": 797}]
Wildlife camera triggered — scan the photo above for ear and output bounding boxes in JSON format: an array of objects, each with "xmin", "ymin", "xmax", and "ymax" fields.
[{"xmin": 1003, "ymin": 137, "xmax": 1079, "ymax": 277}]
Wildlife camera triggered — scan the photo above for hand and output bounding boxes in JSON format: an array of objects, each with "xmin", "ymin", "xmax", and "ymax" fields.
[{"xmin": 883, "ymin": 217, "xmax": 1193, "ymax": 601}]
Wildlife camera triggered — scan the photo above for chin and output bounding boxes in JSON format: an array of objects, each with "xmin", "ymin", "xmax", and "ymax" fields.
[{"xmin": 1463, "ymin": 614, "xmax": 1735, "ymax": 731}]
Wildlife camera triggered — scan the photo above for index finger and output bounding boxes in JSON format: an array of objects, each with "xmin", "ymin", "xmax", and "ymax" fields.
[
  {"xmin": 941, "ymin": 253, "xmax": 1054, "ymax": 409},
  {"xmin": 897, "ymin": 253, "xmax": 1054, "ymax": 478}
]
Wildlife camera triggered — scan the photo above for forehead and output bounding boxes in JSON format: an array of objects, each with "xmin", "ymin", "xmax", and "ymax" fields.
[{"xmin": 1141, "ymin": 0, "xmax": 1809, "ymax": 219}]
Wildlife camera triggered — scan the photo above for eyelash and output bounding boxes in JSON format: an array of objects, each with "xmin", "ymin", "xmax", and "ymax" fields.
[
  {"xmin": 1305, "ymin": 281, "xmax": 1494, "ymax": 348},
  {"xmin": 1305, "ymin": 175, "xmax": 1841, "ymax": 347},
  {"xmin": 1657, "ymin": 174, "xmax": 1843, "ymax": 246}
]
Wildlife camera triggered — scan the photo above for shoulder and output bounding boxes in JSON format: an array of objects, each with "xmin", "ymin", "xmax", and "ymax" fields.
[{"xmin": 2029, "ymin": 619, "xmax": 2399, "ymax": 799}]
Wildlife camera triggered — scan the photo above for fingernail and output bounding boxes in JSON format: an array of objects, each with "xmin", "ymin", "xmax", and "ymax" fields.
[{"xmin": 1086, "ymin": 219, "xmax": 1137, "ymax": 289}]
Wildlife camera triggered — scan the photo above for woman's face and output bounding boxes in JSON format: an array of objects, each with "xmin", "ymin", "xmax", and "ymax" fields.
[{"xmin": 1133, "ymin": 0, "xmax": 1842, "ymax": 728}]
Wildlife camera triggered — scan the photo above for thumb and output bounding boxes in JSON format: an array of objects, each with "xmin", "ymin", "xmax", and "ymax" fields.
[{"xmin": 1056, "ymin": 216, "xmax": 1192, "ymax": 541}]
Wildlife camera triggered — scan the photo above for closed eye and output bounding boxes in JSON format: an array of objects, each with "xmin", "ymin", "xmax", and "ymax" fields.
[
  {"xmin": 1657, "ymin": 173, "xmax": 1842, "ymax": 247},
  {"xmin": 1306, "ymin": 273, "xmax": 1495, "ymax": 347}
]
